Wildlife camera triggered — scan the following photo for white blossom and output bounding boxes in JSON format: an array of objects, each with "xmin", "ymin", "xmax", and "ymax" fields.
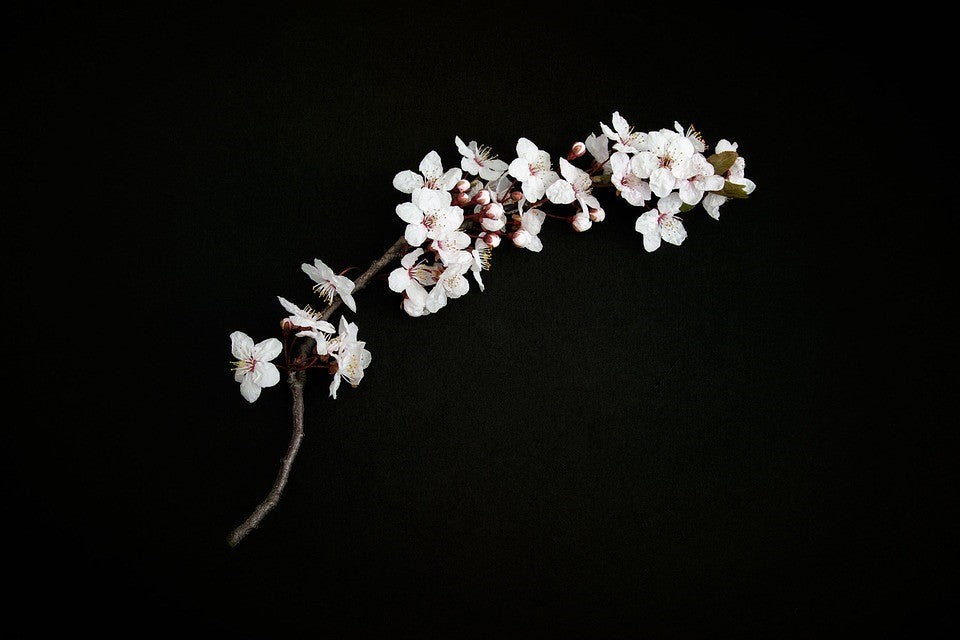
[
  {"xmin": 455, "ymin": 136, "xmax": 508, "ymax": 181},
  {"xmin": 674, "ymin": 121, "xmax": 707, "ymax": 153},
  {"xmin": 703, "ymin": 139, "xmax": 756, "ymax": 220},
  {"xmin": 396, "ymin": 188, "xmax": 465, "ymax": 246},
  {"xmin": 301, "ymin": 259, "xmax": 357, "ymax": 312},
  {"xmin": 600, "ymin": 111, "xmax": 647, "ymax": 154},
  {"xmin": 387, "ymin": 248, "xmax": 438, "ymax": 293},
  {"xmin": 634, "ymin": 129, "xmax": 696, "ymax": 198},
  {"xmin": 512, "ymin": 206, "xmax": 545, "ymax": 252},
  {"xmin": 230, "ymin": 331, "xmax": 282, "ymax": 403},
  {"xmin": 277, "ymin": 296, "xmax": 335, "ymax": 354},
  {"xmin": 402, "ymin": 280, "xmax": 431, "ymax": 317},
  {"xmin": 610, "ymin": 151, "xmax": 652, "ymax": 206},
  {"xmin": 393, "ymin": 150, "xmax": 462, "ymax": 195},
  {"xmin": 676, "ymin": 153, "xmax": 724, "ymax": 206},
  {"xmin": 431, "ymin": 230, "xmax": 473, "ymax": 266},
  {"xmin": 507, "ymin": 137, "xmax": 560, "ymax": 202},
  {"xmin": 634, "ymin": 193, "xmax": 687, "ymax": 252},
  {"xmin": 327, "ymin": 316, "xmax": 371, "ymax": 399},
  {"xmin": 426, "ymin": 262, "xmax": 470, "ymax": 313},
  {"xmin": 545, "ymin": 158, "xmax": 601, "ymax": 215}
]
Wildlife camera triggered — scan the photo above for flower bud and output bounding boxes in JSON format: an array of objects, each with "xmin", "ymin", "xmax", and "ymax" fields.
[
  {"xmin": 474, "ymin": 190, "xmax": 491, "ymax": 205},
  {"xmin": 589, "ymin": 207, "xmax": 605, "ymax": 222},
  {"xmin": 512, "ymin": 230, "xmax": 531, "ymax": 248},
  {"xmin": 510, "ymin": 191, "xmax": 524, "ymax": 202},
  {"xmin": 571, "ymin": 214, "xmax": 592, "ymax": 233},
  {"xmin": 455, "ymin": 192, "xmax": 471, "ymax": 206},
  {"xmin": 454, "ymin": 179, "xmax": 471, "ymax": 192},
  {"xmin": 481, "ymin": 216, "xmax": 506, "ymax": 232},
  {"xmin": 281, "ymin": 318, "xmax": 295, "ymax": 332},
  {"xmin": 479, "ymin": 232, "xmax": 501, "ymax": 248},
  {"xmin": 567, "ymin": 141, "xmax": 586, "ymax": 160},
  {"xmin": 482, "ymin": 202, "xmax": 505, "ymax": 218}
]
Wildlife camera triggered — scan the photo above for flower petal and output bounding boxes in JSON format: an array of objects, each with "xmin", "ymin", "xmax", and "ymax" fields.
[
  {"xmin": 516, "ymin": 137, "xmax": 538, "ymax": 160},
  {"xmin": 405, "ymin": 223, "xmax": 428, "ymax": 247},
  {"xmin": 546, "ymin": 180, "xmax": 575, "ymax": 204},
  {"xmin": 252, "ymin": 337, "xmax": 283, "ymax": 362},
  {"xmin": 392, "ymin": 170, "xmax": 424, "ymax": 194},
  {"xmin": 388, "ymin": 267, "xmax": 410, "ymax": 293},
  {"xmin": 240, "ymin": 374, "xmax": 262, "ymax": 403},
  {"xmin": 230, "ymin": 331, "xmax": 254, "ymax": 359},
  {"xmin": 257, "ymin": 361, "xmax": 281, "ymax": 388},
  {"xmin": 396, "ymin": 201, "xmax": 423, "ymax": 224},
  {"xmin": 419, "ymin": 150, "xmax": 443, "ymax": 180},
  {"xmin": 340, "ymin": 291, "xmax": 357, "ymax": 313}
]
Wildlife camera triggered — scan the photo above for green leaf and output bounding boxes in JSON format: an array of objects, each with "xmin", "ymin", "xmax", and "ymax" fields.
[
  {"xmin": 707, "ymin": 150, "xmax": 738, "ymax": 175},
  {"xmin": 717, "ymin": 180, "xmax": 749, "ymax": 199},
  {"xmin": 679, "ymin": 202, "xmax": 696, "ymax": 213}
]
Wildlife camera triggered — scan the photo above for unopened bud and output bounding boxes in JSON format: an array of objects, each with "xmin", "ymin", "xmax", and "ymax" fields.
[
  {"xmin": 480, "ymin": 232, "xmax": 501, "ymax": 248},
  {"xmin": 571, "ymin": 214, "xmax": 593, "ymax": 233},
  {"xmin": 589, "ymin": 207, "xmax": 606, "ymax": 222},
  {"xmin": 482, "ymin": 202, "xmax": 505, "ymax": 218},
  {"xmin": 481, "ymin": 216, "xmax": 506, "ymax": 232},
  {"xmin": 454, "ymin": 179, "xmax": 471, "ymax": 192},
  {"xmin": 512, "ymin": 229, "xmax": 531, "ymax": 248},
  {"xmin": 510, "ymin": 191, "xmax": 524, "ymax": 202},
  {"xmin": 455, "ymin": 192, "xmax": 471, "ymax": 206},
  {"xmin": 567, "ymin": 141, "xmax": 587, "ymax": 160},
  {"xmin": 474, "ymin": 190, "xmax": 491, "ymax": 205},
  {"xmin": 281, "ymin": 318, "xmax": 295, "ymax": 332}
]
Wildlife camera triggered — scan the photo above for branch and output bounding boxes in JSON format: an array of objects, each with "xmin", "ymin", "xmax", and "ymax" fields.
[{"xmin": 228, "ymin": 234, "xmax": 408, "ymax": 547}]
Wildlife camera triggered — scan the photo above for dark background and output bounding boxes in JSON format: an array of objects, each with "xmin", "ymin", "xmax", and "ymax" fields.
[{"xmin": 5, "ymin": 6, "xmax": 954, "ymax": 637}]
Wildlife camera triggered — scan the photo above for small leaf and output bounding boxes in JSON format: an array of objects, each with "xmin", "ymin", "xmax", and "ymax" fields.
[
  {"xmin": 679, "ymin": 202, "xmax": 696, "ymax": 213},
  {"xmin": 707, "ymin": 151, "xmax": 738, "ymax": 175},
  {"xmin": 717, "ymin": 180, "xmax": 749, "ymax": 199}
]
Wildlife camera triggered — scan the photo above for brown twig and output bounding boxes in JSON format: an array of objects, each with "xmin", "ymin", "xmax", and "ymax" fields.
[{"xmin": 227, "ymin": 234, "xmax": 409, "ymax": 547}]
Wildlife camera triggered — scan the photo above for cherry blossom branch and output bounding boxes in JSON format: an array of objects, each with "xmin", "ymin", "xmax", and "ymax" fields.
[{"xmin": 227, "ymin": 234, "xmax": 408, "ymax": 547}]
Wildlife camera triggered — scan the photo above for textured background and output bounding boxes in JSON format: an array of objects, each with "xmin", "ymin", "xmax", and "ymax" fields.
[{"xmin": 6, "ymin": 7, "xmax": 953, "ymax": 637}]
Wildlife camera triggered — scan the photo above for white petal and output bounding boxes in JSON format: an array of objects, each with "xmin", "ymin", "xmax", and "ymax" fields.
[
  {"xmin": 392, "ymin": 170, "xmax": 424, "ymax": 194},
  {"xmin": 642, "ymin": 231, "xmax": 661, "ymax": 252},
  {"xmin": 419, "ymin": 150, "xmax": 443, "ymax": 180},
  {"xmin": 715, "ymin": 139, "xmax": 737, "ymax": 153},
  {"xmin": 454, "ymin": 136, "xmax": 471, "ymax": 157},
  {"xmin": 405, "ymin": 223, "xmax": 428, "ymax": 247},
  {"xmin": 546, "ymin": 180, "xmax": 575, "ymax": 204},
  {"xmin": 461, "ymin": 157, "xmax": 481, "ymax": 175},
  {"xmin": 438, "ymin": 168, "xmax": 462, "ymax": 191},
  {"xmin": 329, "ymin": 373, "xmax": 341, "ymax": 399},
  {"xmin": 703, "ymin": 193, "xmax": 726, "ymax": 220},
  {"xmin": 388, "ymin": 268, "xmax": 411, "ymax": 293},
  {"xmin": 239, "ymin": 374, "xmax": 262, "ymax": 402},
  {"xmin": 400, "ymin": 248, "xmax": 423, "ymax": 269},
  {"xmin": 526, "ymin": 235, "xmax": 543, "ymax": 252},
  {"xmin": 426, "ymin": 285, "xmax": 447, "ymax": 313},
  {"xmin": 558, "ymin": 157, "xmax": 577, "ymax": 182},
  {"xmin": 610, "ymin": 151, "xmax": 630, "ymax": 177},
  {"xmin": 516, "ymin": 137, "xmax": 538, "ymax": 160},
  {"xmin": 600, "ymin": 122, "xmax": 617, "ymax": 141},
  {"xmin": 703, "ymin": 175, "xmax": 725, "ymax": 192},
  {"xmin": 257, "ymin": 361, "xmax": 281, "ymax": 388},
  {"xmin": 446, "ymin": 274, "xmax": 469, "ymax": 298},
  {"xmin": 396, "ymin": 201, "xmax": 423, "ymax": 224},
  {"xmin": 612, "ymin": 111, "xmax": 629, "ymax": 135},
  {"xmin": 658, "ymin": 193, "xmax": 683, "ymax": 214},
  {"xmin": 230, "ymin": 331, "xmax": 254, "ymax": 359},
  {"xmin": 479, "ymin": 158, "xmax": 508, "ymax": 181},
  {"xmin": 649, "ymin": 168, "xmax": 677, "ymax": 198},
  {"xmin": 508, "ymin": 157, "xmax": 531, "ymax": 181},
  {"xmin": 252, "ymin": 337, "xmax": 283, "ymax": 362},
  {"xmin": 521, "ymin": 175, "xmax": 545, "ymax": 202},
  {"xmin": 340, "ymin": 291, "xmax": 357, "ymax": 313},
  {"xmin": 635, "ymin": 211, "xmax": 658, "ymax": 234},
  {"xmin": 679, "ymin": 180, "xmax": 702, "ymax": 205},
  {"xmin": 660, "ymin": 216, "xmax": 687, "ymax": 246}
]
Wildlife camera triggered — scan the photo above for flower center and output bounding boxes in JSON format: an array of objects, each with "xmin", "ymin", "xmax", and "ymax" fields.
[
  {"xmin": 312, "ymin": 280, "xmax": 337, "ymax": 303},
  {"xmin": 423, "ymin": 213, "xmax": 438, "ymax": 228},
  {"xmin": 232, "ymin": 358, "xmax": 256, "ymax": 373}
]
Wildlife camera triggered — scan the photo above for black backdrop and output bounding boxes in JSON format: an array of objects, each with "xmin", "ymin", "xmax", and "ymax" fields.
[{"xmin": 6, "ymin": 6, "xmax": 954, "ymax": 638}]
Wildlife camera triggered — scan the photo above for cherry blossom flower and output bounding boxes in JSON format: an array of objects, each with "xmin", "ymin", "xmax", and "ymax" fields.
[
  {"xmin": 600, "ymin": 111, "xmax": 647, "ymax": 154},
  {"xmin": 455, "ymin": 136, "xmax": 508, "ymax": 181},
  {"xmin": 610, "ymin": 151, "xmax": 652, "ymax": 206},
  {"xmin": 431, "ymin": 231, "xmax": 472, "ymax": 266},
  {"xmin": 469, "ymin": 248, "xmax": 488, "ymax": 291},
  {"xmin": 326, "ymin": 316, "xmax": 371, "ymax": 399},
  {"xmin": 634, "ymin": 193, "xmax": 687, "ymax": 252},
  {"xmin": 230, "ymin": 331, "xmax": 283, "ymax": 403},
  {"xmin": 545, "ymin": 158, "xmax": 601, "ymax": 215},
  {"xmin": 676, "ymin": 153, "xmax": 724, "ymax": 206},
  {"xmin": 402, "ymin": 280, "xmax": 431, "ymax": 317},
  {"xmin": 480, "ymin": 202, "xmax": 507, "ymax": 232},
  {"xmin": 511, "ymin": 206, "xmax": 545, "ymax": 252},
  {"xmin": 387, "ymin": 248, "xmax": 437, "ymax": 294},
  {"xmin": 301, "ymin": 259, "xmax": 357, "ymax": 312},
  {"xmin": 703, "ymin": 139, "xmax": 756, "ymax": 220},
  {"xmin": 393, "ymin": 150, "xmax": 462, "ymax": 195},
  {"xmin": 674, "ymin": 121, "xmax": 707, "ymax": 153},
  {"xmin": 396, "ymin": 188, "xmax": 465, "ymax": 246},
  {"xmin": 507, "ymin": 137, "xmax": 560, "ymax": 202},
  {"xmin": 426, "ymin": 262, "xmax": 470, "ymax": 313},
  {"xmin": 634, "ymin": 129, "xmax": 696, "ymax": 198},
  {"xmin": 277, "ymin": 296, "xmax": 335, "ymax": 354}
]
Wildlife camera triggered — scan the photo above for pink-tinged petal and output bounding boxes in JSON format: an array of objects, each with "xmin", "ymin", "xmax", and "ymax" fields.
[
  {"xmin": 703, "ymin": 193, "xmax": 726, "ymax": 220},
  {"xmin": 438, "ymin": 167, "xmax": 462, "ymax": 191},
  {"xmin": 516, "ymin": 137, "xmax": 538, "ymax": 160},
  {"xmin": 405, "ymin": 223, "xmax": 428, "ymax": 247},
  {"xmin": 230, "ymin": 331, "xmax": 254, "ymax": 359},
  {"xmin": 392, "ymin": 170, "xmax": 424, "ymax": 194},
  {"xmin": 635, "ymin": 211, "xmax": 658, "ymax": 235},
  {"xmin": 546, "ymin": 180, "xmax": 575, "ymax": 204},
  {"xmin": 240, "ymin": 374, "xmax": 262, "ymax": 402},
  {"xmin": 396, "ymin": 202, "xmax": 423, "ymax": 224},
  {"xmin": 649, "ymin": 168, "xmax": 676, "ymax": 198},
  {"xmin": 252, "ymin": 337, "xmax": 283, "ymax": 362},
  {"xmin": 454, "ymin": 136, "xmax": 471, "ymax": 157},
  {"xmin": 329, "ymin": 373, "xmax": 341, "ymax": 399},
  {"xmin": 660, "ymin": 216, "xmax": 687, "ymax": 246},
  {"xmin": 340, "ymin": 291, "xmax": 357, "ymax": 313},
  {"xmin": 388, "ymin": 267, "xmax": 410, "ymax": 293},
  {"xmin": 642, "ymin": 231, "xmax": 662, "ymax": 253},
  {"xmin": 419, "ymin": 150, "xmax": 443, "ymax": 180},
  {"xmin": 508, "ymin": 157, "xmax": 531, "ymax": 181},
  {"xmin": 679, "ymin": 180, "xmax": 702, "ymax": 206}
]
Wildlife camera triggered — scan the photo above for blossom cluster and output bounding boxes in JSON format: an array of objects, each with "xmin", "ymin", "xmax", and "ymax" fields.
[
  {"xmin": 391, "ymin": 112, "xmax": 755, "ymax": 316},
  {"xmin": 231, "ymin": 111, "xmax": 755, "ymax": 402}
]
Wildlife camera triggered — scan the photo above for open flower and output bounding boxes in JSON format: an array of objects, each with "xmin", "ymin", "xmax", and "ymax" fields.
[
  {"xmin": 393, "ymin": 150, "xmax": 462, "ymax": 195},
  {"xmin": 230, "ymin": 331, "xmax": 282, "ymax": 403},
  {"xmin": 455, "ymin": 136, "xmax": 508, "ymax": 181},
  {"xmin": 401, "ymin": 280, "xmax": 431, "ymax": 317},
  {"xmin": 426, "ymin": 262, "xmax": 470, "ymax": 313},
  {"xmin": 325, "ymin": 316, "xmax": 372, "ymax": 399},
  {"xmin": 676, "ymin": 153, "xmax": 724, "ymax": 205},
  {"xmin": 507, "ymin": 137, "xmax": 559, "ymax": 202},
  {"xmin": 545, "ymin": 157, "xmax": 601, "ymax": 215},
  {"xmin": 301, "ymin": 259, "xmax": 357, "ymax": 312},
  {"xmin": 431, "ymin": 230, "xmax": 473, "ymax": 266},
  {"xmin": 610, "ymin": 151, "xmax": 652, "ymax": 206},
  {"xmin": 396, "ymin": 188, "xmax": 465, "ymax": 246},
  {"xmin": 674, "ymin": 121, "xmax": 707, "ymax": 153},
  {"xmin": 277, "ymin": 296, "xmax": 335, "ymax": 354},
  {"xmin": 634, "ymin": 193, "xmax": 687, "ymax": 252},
  {"xmin": 600, "ymin": 111, "xmax": 647, "ymax": 154},
  {"xmin": 511, "ymin": 206, "xmax": 545, "ymax": 252},
  {"xmin": 634, "ymin": 129, "xmax": 696, "ymax": 198},
  {"xmin": 387, "ymin": 247, "xmax": 438, "ymax": 294},
  {"xmin": 703, "ymin": 139, "xmax": 756, "ymax": 220}
]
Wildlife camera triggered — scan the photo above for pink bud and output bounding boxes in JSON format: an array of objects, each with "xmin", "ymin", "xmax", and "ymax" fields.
[
  {"xmin": 482, "ymin": 202, "xmax": 505, "ymax": 218},
  {"xmin": 589, "ymin": 207, "xmax": 606, "ymax": 222},
  {"xmin": 510, "ymin": 191, "xmax": 524, "ymax": 202},
  {"xmin": 474, "ymin": 190, "xmax": 491, "ymax": 206},
  {"xmin": 571, "ymin": 214, "xmax": 592, "ymax": 233},
  {"xmin": 454, "ymin": 179, "xmax": 471, "ymax": 192},
  {"xmin": 567, "ymin": 142, "xmax": 586, "ymax": 160},
  {"xmin": 455, "ymin": 192, "xmax": 471, "ymax": 206},
  {"xmin": 512, "ymin": 230, "xmax": 531, "ymax": 248},
  {"xmin": 480, "ymin": 232, "xmax": 501, "ymax": 248},
  {"xmin": 281, "ymin": 318, "xmax": 295, "ymax": 332}
]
